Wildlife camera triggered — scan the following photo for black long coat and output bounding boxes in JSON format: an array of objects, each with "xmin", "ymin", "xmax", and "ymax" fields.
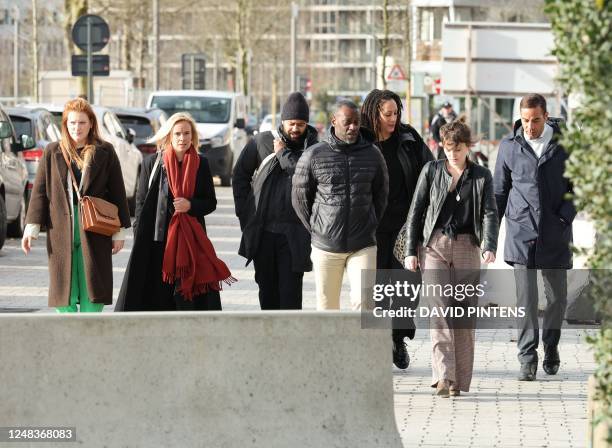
[
  {"xmin": 234, "ymin": 126, "xmax": 318, "ymax": 272},
  {"xmin": 115, "ymin": 152, "xmax": 217, "ymax": 311},
  {"xmin": 494, "ymin": 119, "xmax": 576, "ymax": 268}
]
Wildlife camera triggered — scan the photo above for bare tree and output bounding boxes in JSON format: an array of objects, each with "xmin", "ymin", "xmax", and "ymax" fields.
[
  {"xmin": 90, "ymin": 0, "xmax": 151, "ymax": 80},
  {"xmin": 403, "ymin": 1, "xmax": 412, "ymax": 122},
  {"xmin": 207, "ymin": 0, "xmax": 290, "ymax": 97},
  {"xmin": 32, "ymin": 0, "xmax": 39, "ymax": 101},
  {"xmin": 380, "ymin": 0, "xmax": 390, "ymax": 89}
]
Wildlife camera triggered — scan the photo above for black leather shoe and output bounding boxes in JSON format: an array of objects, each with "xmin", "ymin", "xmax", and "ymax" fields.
[
  {"xmin": 518, "ymin": 363, "xmax": 537, "ymax": 381},
  {"xmin": 543, "ymin": 345, "xmax": 560, "ymax": 375},
  {"xmin": 393, "ymin": 338, "xmax": 410, "ymax": 370}
]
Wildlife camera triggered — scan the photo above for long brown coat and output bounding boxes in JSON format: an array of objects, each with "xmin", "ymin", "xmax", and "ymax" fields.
[{"xmin": 26, "ymin": 141, "xmax": 131, "ymax": 306}]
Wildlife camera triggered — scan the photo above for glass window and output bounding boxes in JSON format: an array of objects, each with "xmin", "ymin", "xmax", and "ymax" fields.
[
  {"xmin": 419, "ymin": 7, "xmax": 448, "ymax": 41},
  {"xmin": 46, "ymin": 122, "xmax": 60, "ymax": 141},
  {"xmin": 494, "ymin": 98, "xmax": 514, "ymax": 140},
  {"xmin": 49, "ymin": 112, "xmax": 62, "ymax": 129},
  {"xmin": 103, "ymin": 113, "xmax": 115, "ymax": 137},
  {"xmin": 150, "ymin": 96, "xmax": 231, "ymax": 124},
  {"xmin": 116, "ymin": 115, "xmax": 154, "ymax": 139},
  {"xmin": 110, "ymin": 113, "xmax": 127, "ymax": 139},
  {"xmin": 0, "ymin": 110, "xmax": 12, "ymax": 153},
  {"xmin": 9, "ymin": 116, "xmax": 33, "ymax": 140}
]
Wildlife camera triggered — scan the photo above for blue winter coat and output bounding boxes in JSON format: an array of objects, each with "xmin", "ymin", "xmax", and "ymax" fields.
[{"xmin": 494, "ymin": 119, "xmax": 576, "ymax": 269}]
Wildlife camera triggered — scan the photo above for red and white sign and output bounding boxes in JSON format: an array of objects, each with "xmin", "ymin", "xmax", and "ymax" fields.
[{"xmin": 387, "ymin": 64, "xmax": 407, "ymax": 81}]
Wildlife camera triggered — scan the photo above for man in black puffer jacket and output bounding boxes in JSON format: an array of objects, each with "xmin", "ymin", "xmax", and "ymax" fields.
[
  {"xmin": 233, "ymin": 92, "xmax": 319, "ymax": 309},
  {"xmin": 292, "ymin": 100, "xmax": 389, "ymax": 310}
]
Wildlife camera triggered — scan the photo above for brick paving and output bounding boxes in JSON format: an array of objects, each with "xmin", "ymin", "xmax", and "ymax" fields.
[{"xmin": 0, "ymin": 185, "xmax": 596, "ymax": 448}]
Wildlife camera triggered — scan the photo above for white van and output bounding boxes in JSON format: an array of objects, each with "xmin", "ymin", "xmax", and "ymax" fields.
[{"xmin": 147, "ymin": 90, "xmax": 248, "ymax": 186}]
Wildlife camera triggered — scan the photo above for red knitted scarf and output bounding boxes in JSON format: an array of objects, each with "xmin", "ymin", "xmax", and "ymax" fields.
[{"xmin": 162, "ymin": 145, "xmax": 235, "ymax": 299}]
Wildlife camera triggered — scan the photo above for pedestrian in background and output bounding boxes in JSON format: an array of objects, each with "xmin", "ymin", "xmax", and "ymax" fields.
[
  {"xmin": 404, "ymin": 120, "xmax": 498, "ymax": 397},
  {"xmin": 116, "ymin": 112, "xmax": 234, "ymax": 311},
  {"xmin": 292, "ymin": 100, "xmax": 388, "ymax": 310},
  {"xmin": 21, "ymin": 97, "xmax": 131, "ymax": 312},
  {"xmin": 494, "ymin": 93, "xmax": 575, "ymax": 381},
  {"xmin": 233, "ymin": 92, "xmax": 318, "ymax": 310},
  {"xmin": 430, "ymin": 101, "xmax": 457, "ymax": 159},
  {"xmin": 361, "ymin": 89, "xmax": 433, "ymax": 370}
]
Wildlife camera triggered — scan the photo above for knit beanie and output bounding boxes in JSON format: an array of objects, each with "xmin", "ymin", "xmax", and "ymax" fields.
[{"xmin": 281, "ymin": 92, "xmax": 309, "ymax": 122}]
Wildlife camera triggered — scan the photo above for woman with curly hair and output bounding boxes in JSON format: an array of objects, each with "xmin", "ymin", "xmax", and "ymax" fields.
[{"xmin": 361, "ymin": 89, "xmax": 433, "ymax": 369}]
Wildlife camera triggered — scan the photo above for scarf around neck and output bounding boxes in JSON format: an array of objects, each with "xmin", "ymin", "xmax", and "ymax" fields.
[{"xmin": 162, "ymin": 144, "xmax": 236, "ymax": 299}]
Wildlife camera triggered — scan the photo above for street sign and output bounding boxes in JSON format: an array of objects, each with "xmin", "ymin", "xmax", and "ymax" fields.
[
  {"xmin": 387, "ymin": 64, "xmax": 407, "ymax": 81},
  {"xmin": 71, "ymin": 54, "xmax": 110, "ymax": 77},
  {"xmin": 71, "ymin": 14, "xmax": 111, "ymax": 103},
  {"xmin": 71, "ymin": 15, "xmax": 110, "ymax": 52}
]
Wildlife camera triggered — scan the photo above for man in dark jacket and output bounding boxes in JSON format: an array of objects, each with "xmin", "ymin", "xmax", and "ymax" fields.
[
  {"xmin": 494, "ymin": 93, "xmax": 576, "ymax": 381},
  {"xmin": 292, "ymin": 100, "xmax": 389, "ymax": 310},
  {"xmin": 430, "ymin": 101, "xmax": 457, "ymax": 159},
  {"xmin": 233, "ymin": 92, "xmax": 318, "ymax": 309}
]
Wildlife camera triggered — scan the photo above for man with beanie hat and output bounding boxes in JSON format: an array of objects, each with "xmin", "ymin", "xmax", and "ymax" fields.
[{"xmin": 233, "ymin": 92, "xmax": 319, "ymax": 309}]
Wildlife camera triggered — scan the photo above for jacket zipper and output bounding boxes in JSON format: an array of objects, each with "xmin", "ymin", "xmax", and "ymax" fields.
[
  {"xmin": 343, "ymin": 151, "xmax": 350, "ymax": 252},
  {"xmin": 519, "ymin": 135, "xmax": 554, "ymax": 264},
  {"xmin": 534, "ymin": 140, "xmax": 557, "ymax": 258}
]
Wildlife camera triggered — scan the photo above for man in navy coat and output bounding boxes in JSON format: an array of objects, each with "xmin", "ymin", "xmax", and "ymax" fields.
[{"xmin": 494, "ymin": 93, "xmax": 576, "ymax": 381}]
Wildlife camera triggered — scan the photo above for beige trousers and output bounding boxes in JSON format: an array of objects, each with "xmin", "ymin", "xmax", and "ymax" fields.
[
  {"xmin": 310, "ymin": 245, "xmax": 377, "ymax": 310},
  {"xmin": 420, "ymin": 230, "xmax": 481, "ymax": 392}
]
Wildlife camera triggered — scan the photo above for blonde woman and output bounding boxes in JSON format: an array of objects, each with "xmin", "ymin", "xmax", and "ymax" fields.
[
  {"xmin": 116, "ymin": 112, "xmax": 234, "ymax": 311},
  {"xmin": 21, "ymin": 97, "xmax": 131, "ymax": 312}
]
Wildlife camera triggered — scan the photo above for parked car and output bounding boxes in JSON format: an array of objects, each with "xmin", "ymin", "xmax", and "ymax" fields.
[
  {"xmin": 147, "ymin": 90, "xmax": 248, "ymax": 186},
  {"xmin": 19, "ymin": 103, "xmax": 63, "ymax": 127},
  {"xmin": 112, "ymin": 107, "xmax": 168, "ymax": 155},
  {"xmin": 0, "ymin": 103, "xmax": 30, "ymax": 248},
  {"xmin": 22, "ymin": 103, "xmax": 143, "ymax": 215},
  {"xmin": 93, "ymin": 106, "xmax": 143, "ymax": 214},
  {"xmin": 6, "ymin": 107, "xmax": 61, "ymax": 201},
  {"xmin": 245, "ymin": 113, "xmax": 259, "ymax": 137},
  {"xmin": 259, "ymin": 113, "xmax": 281, "ymax": 133}
]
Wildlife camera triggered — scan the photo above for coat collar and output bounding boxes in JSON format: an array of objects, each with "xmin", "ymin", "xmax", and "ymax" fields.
[{"xmin": 511, "ymin": 119, "xmax": 563, "ymax": 166}]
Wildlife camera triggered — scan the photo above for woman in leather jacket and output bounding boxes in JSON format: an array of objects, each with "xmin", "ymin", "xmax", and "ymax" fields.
[{"xmin": 404, "ymin": 120, "xmax": 499, "ymax": 397}]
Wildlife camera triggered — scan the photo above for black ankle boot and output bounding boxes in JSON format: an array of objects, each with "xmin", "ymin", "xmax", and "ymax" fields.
[
  {"xmin": 393, "ymin": 338, "xmax": 410, "ymax": 370},
  {"xmin": 543, "ymin": 345, "xmax": 560, "ymax": 375}
]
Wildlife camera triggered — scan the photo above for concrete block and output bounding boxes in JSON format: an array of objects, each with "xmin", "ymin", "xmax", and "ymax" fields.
[{"xmin": 0, "ymin": 312, "xmax": 402, "ymax": 448}]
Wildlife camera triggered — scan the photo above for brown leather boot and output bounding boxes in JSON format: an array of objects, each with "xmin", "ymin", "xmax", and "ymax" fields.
[{"xmin": 436, "ymin": 380, "xmax": 450, "ymax": 398}]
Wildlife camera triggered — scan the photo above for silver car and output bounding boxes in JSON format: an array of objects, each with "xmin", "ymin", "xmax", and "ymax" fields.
[{"xmin": 0, "ymin": 103, "xmax": 30, "ymax": 249}]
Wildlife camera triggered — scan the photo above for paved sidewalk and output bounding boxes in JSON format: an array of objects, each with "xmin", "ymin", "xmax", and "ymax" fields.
[
  {"xmin": 394, "ymin": 328, "xmax": 595, "ymax": 448},
  {"xmin": 0, "ymin": 185, "xmax": 597, "ymax": 448}
]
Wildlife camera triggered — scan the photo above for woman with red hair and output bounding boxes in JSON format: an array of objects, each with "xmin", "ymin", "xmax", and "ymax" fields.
[{"xmin": 21, "ymin": 97, "xmax": 131, "ymax": 312}]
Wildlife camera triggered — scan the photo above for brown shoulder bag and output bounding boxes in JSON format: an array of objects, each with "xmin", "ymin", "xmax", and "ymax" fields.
[{"xmin": 61, "ymin": 148, "xmax": 121, "ymax": 236}]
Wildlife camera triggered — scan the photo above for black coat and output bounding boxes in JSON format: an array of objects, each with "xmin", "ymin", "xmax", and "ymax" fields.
[
  {"xmin": 232, "ymin": 130, "xmax": 276, "ymax": 231},
  {"xmin": 494, "ymin": 119, "xmax": 576, "ymax": 268},
  {"xmin": 430, "ymin": 111, "xmax": 457, "ymax": 145},
  {"xmin": 292, "ymin": 127, "xmax": 389, "ymax": 253},
  {"xmin": 236, "ymin": 126, "xmax": 319, "ymax": 272},
  {"xmin": 377, "ymin": 124, "xmax": 433, "ymax": 233},
  {"xmin": 405, "ymin": 160, "xmax": 499, "ymax": 257},
  {"xmin": 115, "ymin": 152, "xmax": 217, "ymax": 311}
]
